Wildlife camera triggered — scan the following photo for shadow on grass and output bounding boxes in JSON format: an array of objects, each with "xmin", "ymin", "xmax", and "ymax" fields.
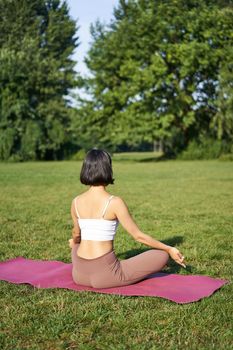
[
  {"xmin": 117, "ymin": 235, "xmax": 194, "ymax": 274},
  {"xmin": 113, "ymin": 153, "xmax": 175, "ymax": 163},
  {"xmin": 138, "ymin": 154, "xmax": 175, "ymax": 162},
  {"xmin": 117, "ymin": 235, "xmax": 184, "ymax": 259},
  {"xmin": 161, "ymin": 235, "xmax": 184, "ymax": 247}
]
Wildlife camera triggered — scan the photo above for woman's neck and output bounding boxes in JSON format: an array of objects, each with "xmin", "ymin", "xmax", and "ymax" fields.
[{"xmin": 88, "ymin": 185, "xmax": 106, "ymax": 194}]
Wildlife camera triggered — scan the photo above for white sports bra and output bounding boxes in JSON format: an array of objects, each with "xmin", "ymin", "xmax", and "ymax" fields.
[{"xmin": 74, "ymin": 195, "xmax": 119, "ymax": 241}]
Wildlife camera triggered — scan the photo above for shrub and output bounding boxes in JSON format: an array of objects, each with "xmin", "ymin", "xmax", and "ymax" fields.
[
  {"xmin": 178, "ymin": 138, "xmax": 232, "ymax": 160},
  {"xmin": 0, "ymin": 129, "xmax": 15, "ymax": 160},
  {"xmin": 219, "ymin": 153, "xmax": 233, "ymax": 161},
  {"xmin": 71, "ymin": 149, "xmax": 86, "ymax": 161}
]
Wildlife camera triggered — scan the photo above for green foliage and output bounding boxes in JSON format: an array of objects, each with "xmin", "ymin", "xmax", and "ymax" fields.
[
  {"xmin": 75, "ymin": 0, "xmax": 233, "ymax": 155},
  {"xmin": 0, "ymin": 128, "xmax": 15, "ymax": 160},
  {"xmin": 0, "ymin": 0, "xmax": 78, "ymax": 161},
  {"xmin": 212, "ymin": 46, "xmax": 233, "ymax": 142},
  {"xmin": 71, "ymin": 148, "xmax": 86, "ymax": 161},
  {"xmin": 20, "ymin": 121, "xmax": 42, "ymax": 160},
  {"xmin": 178, "ymin": 137, "xmax": 232, "ymax": 160},
  {"xmin": 219, "ymin": 153, "xmax": 233, "ymax": 161}
]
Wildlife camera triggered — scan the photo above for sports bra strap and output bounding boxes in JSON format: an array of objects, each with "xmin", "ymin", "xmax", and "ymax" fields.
[
  {"xmin": 101, "ymin": 195, "xmax": 114, "ymax": 218},
  {"xmin": 74, "ymin": 195, "xmax": 114, "ymax": 219}
]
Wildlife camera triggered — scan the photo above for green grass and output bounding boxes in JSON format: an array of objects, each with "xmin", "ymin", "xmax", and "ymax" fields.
[{"xmin": 0, "ymin": 159, "xmax": 232, "ymax": 350}]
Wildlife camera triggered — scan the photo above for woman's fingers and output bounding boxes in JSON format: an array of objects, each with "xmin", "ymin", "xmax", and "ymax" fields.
[
  {"xmin": 168, "ymin": 247, "xmax": 186, "ymax": 268},
  {"xmin": 175, "ymin": 257, "xmax": 186, "ymax": 268},
  {"xmin": 68, "ymin": 239, "xmax": 74, "ymax": 248},
  {"xmin": 174, "ymin": 252, "xmax": 186, "ymax": 267},
  {"xmin": 177, "ymin": 251, "xmax": 185, "ymax": 259},
  {"xmin": 180, "ymin": 262, "xmax": 186, "ymax": 268}
]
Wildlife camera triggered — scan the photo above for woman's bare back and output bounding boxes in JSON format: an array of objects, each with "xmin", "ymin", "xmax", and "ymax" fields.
[{"xmin": 71, "ymin": 187, "xmax": 117, "ymax": 259}]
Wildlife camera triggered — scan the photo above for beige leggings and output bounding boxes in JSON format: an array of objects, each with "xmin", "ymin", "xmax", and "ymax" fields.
[{"xmin": 71, "ymin": 244, "xmax": 169, "ymax": 288}]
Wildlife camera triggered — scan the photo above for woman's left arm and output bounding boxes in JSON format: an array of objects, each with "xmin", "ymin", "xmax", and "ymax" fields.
[{"xmin": 113, "ymin": 197, "xmax": 186, "ymax": 268}]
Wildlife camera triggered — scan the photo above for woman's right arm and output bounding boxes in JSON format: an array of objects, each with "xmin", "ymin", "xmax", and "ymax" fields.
[
  {"xmin": 113, "ymin": 197, "xmax": 186, "ymax": 268},
  {"xmin": 70, "ymin": 199, "xmax": 81, "ymax": 244}
]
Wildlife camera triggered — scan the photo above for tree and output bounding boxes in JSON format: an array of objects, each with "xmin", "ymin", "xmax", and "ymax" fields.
[
  {"xmin": 0, "ymin": 0, "xmax": 78, "ymax": 160},
  {"xmin": 75, "ymin": 0, "xmax": 233, "ymax": 154},
  {"xmin": 212, "ymin": 46, "xmax": 233, "ymax": 142}
]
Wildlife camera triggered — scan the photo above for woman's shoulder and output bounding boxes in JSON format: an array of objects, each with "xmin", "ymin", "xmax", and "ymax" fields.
[
  {"xmin": 112, "ymin": 195, "xmax": 122, "ymax": 201},
  {"xmin": 111, "ymin": 195, "xmax": 127, "ymax": 207},
  {"xmin": 72, "ymin": 191, "xmax": 86, "ymax": 204},
  {"xmin": 111, "ymin": 196, "xmax": 130, "ymax": 216},
  {"xmin": 72, "ymin": 193, "xmax": 126, "ymax": 204}
]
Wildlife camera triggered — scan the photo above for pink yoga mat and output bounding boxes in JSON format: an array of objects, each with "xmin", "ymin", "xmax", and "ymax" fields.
[{"xmin": 0, "ymin": 257, "xmax": 228, "ymax": 304}]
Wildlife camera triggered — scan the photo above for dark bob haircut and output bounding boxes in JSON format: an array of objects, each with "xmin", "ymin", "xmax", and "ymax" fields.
[{"xmin": 80, "ymin": 149, "xmax": 114, "ymax": 186}]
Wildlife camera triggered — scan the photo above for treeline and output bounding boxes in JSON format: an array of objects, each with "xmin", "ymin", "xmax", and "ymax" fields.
[
  {"xmin": 0, "ymin": 0, "xmax": 77, "ymax": 160},
  {"xmin": 0, "ymin": 0, "xmax": 233, "ymax": 161}
]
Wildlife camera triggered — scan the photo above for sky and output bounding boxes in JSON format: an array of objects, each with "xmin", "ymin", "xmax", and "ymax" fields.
[{"xmin": 67, "ymin": 0, "xmax": 119, "ymax": 76}]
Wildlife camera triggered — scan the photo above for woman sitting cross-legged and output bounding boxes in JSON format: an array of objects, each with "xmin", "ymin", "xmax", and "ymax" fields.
[{"xmin": 69, "ymin": 149, "xmax": 186, "ymax": 289}]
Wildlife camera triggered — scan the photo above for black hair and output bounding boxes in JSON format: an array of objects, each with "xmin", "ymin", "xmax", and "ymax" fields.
[{"xmin": 80, "ymin": 149, "xmax": 114, "ymax": 186}]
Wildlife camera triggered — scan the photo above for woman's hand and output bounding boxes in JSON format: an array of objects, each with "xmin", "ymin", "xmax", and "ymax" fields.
[
  {"xmin": 68, "ymin": 239, "xmax": 75, "ymax": 248},
  {"xmin": 72, "ymin": 228, "xmax": 81, "ymax": 243},
  {"xmin": 68, "ymin": 235, "xmax": 81, "ymax": 248},
  {"xmin": 167, "ymin": 247, "xmax": 186, "ymax": 268}
]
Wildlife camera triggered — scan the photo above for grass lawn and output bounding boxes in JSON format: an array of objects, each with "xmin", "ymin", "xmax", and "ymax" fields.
[{"xmin": 0, "ymin": 158, "xmax": 232, "ymax": 350}]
